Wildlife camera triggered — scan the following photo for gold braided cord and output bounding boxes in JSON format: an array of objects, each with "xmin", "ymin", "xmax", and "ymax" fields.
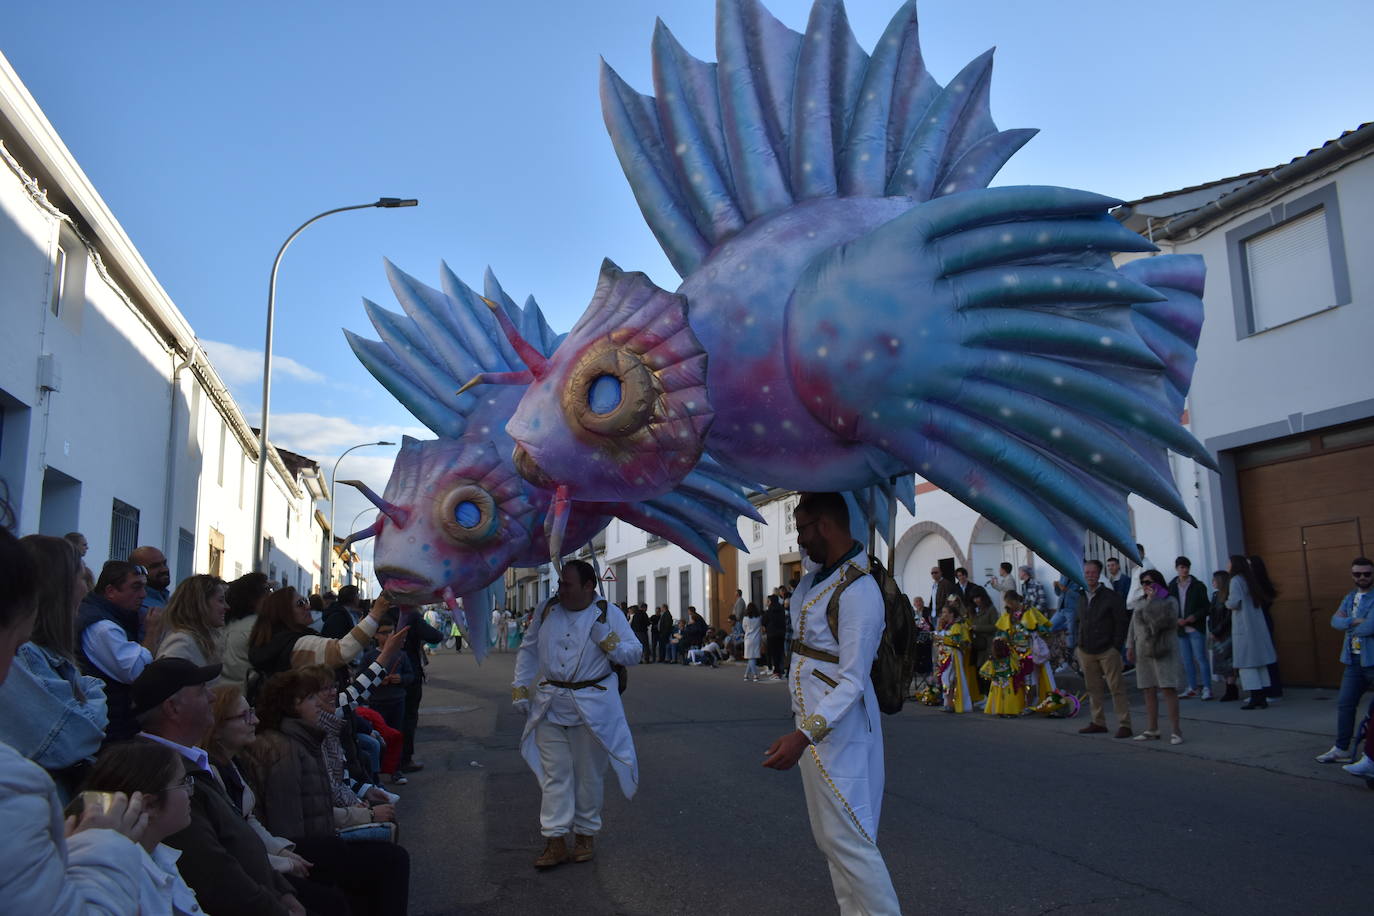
[
  {"xmin": 597, "ymin": 631, "xmax": 621, "ymax": 653},
  {"xmin": 512, "ymin": 685, "xmax": 530, "ymax": 701}
]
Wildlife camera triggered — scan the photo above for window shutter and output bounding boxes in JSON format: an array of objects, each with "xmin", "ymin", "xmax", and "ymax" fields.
[{"xmin": 1245, "ymin": 208, "xmax": 1336, "ymax": 331}]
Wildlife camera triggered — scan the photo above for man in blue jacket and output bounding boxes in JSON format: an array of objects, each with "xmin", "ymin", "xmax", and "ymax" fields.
[{"xmin": 1317, "ymin": 556, "xmax": 1374, "ymax": 774}]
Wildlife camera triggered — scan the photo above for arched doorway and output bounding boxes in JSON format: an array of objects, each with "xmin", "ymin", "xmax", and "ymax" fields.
[
  {"xmin": 968, "ymin": 517, "xmax": 1030, "ymax": 583},
  {"xmin": 893, "ymin": 521, "xmax": 965, "ymax": 596}
]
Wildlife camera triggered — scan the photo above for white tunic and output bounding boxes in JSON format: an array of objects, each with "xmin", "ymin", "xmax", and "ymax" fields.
[
  {"xmin": 513, "ymin": 597, "xmax": 642, "ymax": 797},
  {"xmin": 789, "ymin": 548, "xmax": 886, "ymax": 842}
]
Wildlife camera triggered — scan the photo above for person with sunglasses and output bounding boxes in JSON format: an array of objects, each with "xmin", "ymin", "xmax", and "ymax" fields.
[
  {"xmin": 82, "ymin": 740, "xmax": 206, "ymax": 914},
  {"xmin": 1316, "ymin": 557, "xmax": 1374, "ymax": 772}
]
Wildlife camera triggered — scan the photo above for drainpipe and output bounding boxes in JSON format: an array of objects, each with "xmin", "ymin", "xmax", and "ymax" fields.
[{"xmin": 163, "ymin": 350, "xmax": 192, "ymax": 554}]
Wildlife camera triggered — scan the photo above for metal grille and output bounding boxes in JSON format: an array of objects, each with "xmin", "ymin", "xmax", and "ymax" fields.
[{"xmin": 109, "ymin": 499, "xmax": 139, "ymax": 561}]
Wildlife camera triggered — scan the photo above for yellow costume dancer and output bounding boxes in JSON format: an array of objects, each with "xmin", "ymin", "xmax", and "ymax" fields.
[
  {"xmin": 1017, "ymin": 605, "xmax": 1057, "ymax": 704},
  {"xmin": 935, "ymin": 620, "xmax": 978, "ymax": 713},
  {"xmin": 980, "ymin": 633, "xmax": 1026, "ymax": 716}
]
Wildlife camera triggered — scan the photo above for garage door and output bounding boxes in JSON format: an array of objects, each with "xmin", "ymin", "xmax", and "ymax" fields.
[{"xmin": 1236, "ymin": 420, "xmax": 1373, "ymax": 687}]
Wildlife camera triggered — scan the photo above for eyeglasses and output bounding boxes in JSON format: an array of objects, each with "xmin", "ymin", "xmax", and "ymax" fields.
[
  {"xmin": 164, "ymin": 773, "xmax": 195, "ymax": 795},
  {"xmin": 295, "ymin": 598, "xmax": 309, "ymax": 608},
  {"xmin": 1354, "ymin": 571, "xmax": 1374, "ymax": 579}
]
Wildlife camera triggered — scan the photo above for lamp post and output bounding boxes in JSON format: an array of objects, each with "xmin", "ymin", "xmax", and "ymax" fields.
[
  {"xmin": 251, "ymin": 197, "xmax": 418, "ymax": 571},
  {"xmin": 326, "ymin": 440, "xmax": 394, "ymax": 584},
  {"xmin": 340, "ymin": 506, "xmax": 374, "ymax": 588}
]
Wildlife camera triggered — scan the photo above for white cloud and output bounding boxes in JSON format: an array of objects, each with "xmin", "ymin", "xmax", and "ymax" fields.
[
  {"xmin": 267, "ymin": 412, "xmax": 428, "ymax": 460},
  {"xmin": 202, "ymin": 339, "xmax": 326, "ymax": 387}
]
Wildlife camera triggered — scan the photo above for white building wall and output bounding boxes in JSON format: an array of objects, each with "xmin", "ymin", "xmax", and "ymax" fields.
[{"xmin": 0, "ymin": 57, "xmax": 326, "ymax": 592}]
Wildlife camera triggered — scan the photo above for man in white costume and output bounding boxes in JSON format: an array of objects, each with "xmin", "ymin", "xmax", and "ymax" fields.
[
  {"xmin": 513, "ymin": 559, "xmax": 642, "ymax": 868},
  {"xmin": 764, "ymin": 492, "xmax": 900, "ymax": 915}
]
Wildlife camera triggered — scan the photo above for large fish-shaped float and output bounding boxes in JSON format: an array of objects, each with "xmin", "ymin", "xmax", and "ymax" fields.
[
  {"xmin": 477, "ymin": 0, "xmax": 1216, "ymax": 579},
  {"xmin": 340, "ymin": 261, "xmax": 760, "ymax": 658}
]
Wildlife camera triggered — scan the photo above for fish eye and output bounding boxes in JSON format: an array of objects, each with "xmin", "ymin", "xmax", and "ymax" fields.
[
  {"xmin": 564, "ymin": 344, "xmax": 654, "ymax": 438},
  {"xmin": 587, "ymin": 374, "xmax": 623, "ymax": 415},
  {"xmin": 453, "ymin": 500, "xmax": 482, "ymax": 528},
  {"xmin": 437, "ymin": 483, "xmax": 499, "ymax": 545}
]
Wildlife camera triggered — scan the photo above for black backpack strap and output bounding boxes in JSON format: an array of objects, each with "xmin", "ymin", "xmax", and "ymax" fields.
[{"xmin": 596, "ymin": 599, "xmax": 609, "ymax": 623}]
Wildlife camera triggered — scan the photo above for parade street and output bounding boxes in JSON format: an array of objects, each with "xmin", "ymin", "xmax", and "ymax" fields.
[{"xmin": 400, "ymin": 650, "xmax": 1364, "ymax": 915}]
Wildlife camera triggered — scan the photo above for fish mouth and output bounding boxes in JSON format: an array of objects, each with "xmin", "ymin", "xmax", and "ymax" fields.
[
  {"xmin": 376, "ymin": 566, "xmax": 435, "ymax": 601},
  {"xmin": 512, "ymin": 442, "xmax": 555, "ymax": 489}
]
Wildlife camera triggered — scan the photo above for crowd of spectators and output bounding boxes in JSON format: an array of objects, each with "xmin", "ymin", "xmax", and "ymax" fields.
[{"xmin": 0, "ymin": 512, "xmax": 416, "ymax": 915}]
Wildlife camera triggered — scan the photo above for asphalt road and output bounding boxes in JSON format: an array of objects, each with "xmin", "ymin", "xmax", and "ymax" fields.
[{"xmin": 396, "ymin": 649, "xmax": 1367, "ymax": 916}]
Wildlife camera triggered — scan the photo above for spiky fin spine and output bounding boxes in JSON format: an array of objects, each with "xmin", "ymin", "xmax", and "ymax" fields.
[
  {"xmin": 345, "ymin": 264, "xmax": 558, "ymax": 438},
  {"xmin": 601, "ymin": 0, "xmax": 1036, "ymax": 276}
]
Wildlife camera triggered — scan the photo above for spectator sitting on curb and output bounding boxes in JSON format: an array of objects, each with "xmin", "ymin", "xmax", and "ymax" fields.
[
  {"xmin": 78, "ymin": 561, "xmax": 153, "ymax": 744},
  {"xmin": 0, "ymin": 535, "xmax": 109, "ymax": 800},
  {"xmin": 133, "ymin": 656, "xmax": 307, "ymax": 916},
  {"xmin": 0, "ymin": 523, "xmax": 146, "ymax": 914}
]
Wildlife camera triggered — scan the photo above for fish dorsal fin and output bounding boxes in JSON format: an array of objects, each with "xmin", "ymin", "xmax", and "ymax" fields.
[
  {"xmin": 346, "ymin": 264, "xmax": 557, "ymax": 437},
  {"xmin": 602, "ymin": 0, "xmax": 1035, "ymax": 277}
]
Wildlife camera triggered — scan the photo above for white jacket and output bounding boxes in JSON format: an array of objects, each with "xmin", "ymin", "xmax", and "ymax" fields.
[{"xmin": 0, "ymin": 738, "xmax": 142, "ymax": 914}]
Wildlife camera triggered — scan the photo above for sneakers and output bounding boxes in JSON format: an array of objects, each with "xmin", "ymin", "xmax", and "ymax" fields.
[
  {"xmin": 1200, "ymin": 688, "xmax": 1213, "ymax": 700},
  {"xmin": 1179, "ymin": 688, "xmax": 1199, "ymax": 699},
  {"xmin": 1341, "ymin": 755, "xmax": 1374, "ymax": 778},
  {"xmin": 1316, "ymin": 746, "xmax": 1352, "ymax": 764},
  {"xmin": 1169, "ymin": 734, "xmax": 1185, "ymax": 746}
]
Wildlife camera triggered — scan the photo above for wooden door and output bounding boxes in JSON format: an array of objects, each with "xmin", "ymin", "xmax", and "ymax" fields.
[
  {"xmin": 711, "ymin": 543, "xmax": 739, "ymax": 630},
  {"xmin": 1301, "ymin": 518, "xmax": 1365, "ymax": 687},
  {"xmin": 1238, "ymin": 437, "xmax": 1372, "ymax": 687}
]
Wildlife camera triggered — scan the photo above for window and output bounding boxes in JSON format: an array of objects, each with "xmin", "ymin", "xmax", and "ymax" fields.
[
  {"xmin": 50, "ymin": 245, "xmax": 66, "ymax": 315},
  {"xmin": 208, "ymin": 528, "xmax": 225, "ymax": 578},
  {"xmin": 1227, "ymin": 183, "xmax": 1350, "ymax": 337},
  {"xmin": 49, "ymin": 224, "xmax": 86, "ymax": 319},
  {"xmin": 752, "ymin": 520, "xmax": 762, "ymax": 543},
  {"xmin": 216, "ymin": 423, "xmax": 226, "ymax": 487},
  {"xmin": 109, "ymin": 498, "xmax": 139, "ymax": 561}
]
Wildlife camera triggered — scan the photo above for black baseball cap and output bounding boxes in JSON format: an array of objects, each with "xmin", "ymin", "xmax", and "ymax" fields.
[{"xmin": 132, "ymin": 657, "xmax": 222, "ymax": 715}]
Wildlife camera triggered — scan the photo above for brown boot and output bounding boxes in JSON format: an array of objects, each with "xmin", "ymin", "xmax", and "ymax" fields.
[
  {"xmin": 533, "ymin": 836, "xmax": 570, "ymax": 869},
  {"xmin": 571, "ymin": 833, "xmax": 595, "ymax": 863}
]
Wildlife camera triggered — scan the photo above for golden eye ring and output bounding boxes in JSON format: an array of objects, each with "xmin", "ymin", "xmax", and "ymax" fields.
[
  {"xmin": 436, "ymin": 483, "xmax": 499, "ymax": 545},
  {"xmin": 561, "ymin": 342, "xmax": 658, "ymax": 439}
]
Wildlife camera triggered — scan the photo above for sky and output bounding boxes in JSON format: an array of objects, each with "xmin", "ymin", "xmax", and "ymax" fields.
[{"xmin": 2, "ymin": 0, "xmax": 1369, "ymax": 575}]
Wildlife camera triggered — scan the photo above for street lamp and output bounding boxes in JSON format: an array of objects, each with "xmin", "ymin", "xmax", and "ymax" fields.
[
  {"xmin": 339, "ymin": 506, "xmax": 375, "ymax": 587},
  {"xmin": 251, "ymin": 197, "xmax": 418, "ymax": 571},
  {"xmin": 326, "ymin": 440, "xmax": 394, "ymax": 582}
]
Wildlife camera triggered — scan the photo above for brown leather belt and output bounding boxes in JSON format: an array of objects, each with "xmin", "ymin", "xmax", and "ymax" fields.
[
  {"xmin": 790, "ymin": 640, "xmax": 839, "ymax": 664},
  {"xmin": 540, "ymin": 676, "xmax": 609, "ymax": 691}
]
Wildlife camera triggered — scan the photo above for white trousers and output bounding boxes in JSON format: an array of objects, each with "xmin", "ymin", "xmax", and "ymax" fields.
[
  {"xmin": 535, "ymin": 719, "xmax": 609, "ymax": 837},
  {"xmin": 800, "ymin": 750, "xmax": 901, "ymax": 915}
]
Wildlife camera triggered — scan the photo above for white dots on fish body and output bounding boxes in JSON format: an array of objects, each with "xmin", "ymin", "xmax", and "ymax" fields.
[
  {"xmin": 744, "ymin": 315, "xmax": 755, "ymax": 326},
  {"xmin": 999, "ymin": 407, "xmax": 1012, "ymax": 418},
  {"xmin": 889, "ymin": 338, "xmax": 899, "ymax": 348},
  {"xmin": 1107, "ymin": 279, "xmax": 1119, "ymax": 289},
  {"xmin": 761, "ymin": 385, "xmax": 770, "ymax": 394},
  {"xmin": 1090, "ymin": 453, "xmax": 1103, "ymax": 464},
  {"xmin": 1050, "ymin": 427, "xmax": 1063, "ymax": 439},
  {"xmin": 817, "ymin": 346, "xmax": 828, "ymax": 358},
  {"xmin": 1052, "ymin": 376, "xmax": 1064, "ymax": 386},
  {"xmin": 1037, "ymin": 231, "xmax": 1051, "ymax": 244},
  {"xmin": 943, "ymin": 183, "xmax": 957, "ymax": 194},
  {"xmin": 1099, "ymin": 336, "xmax": 1113, "ymax": 347},
  {"xmin": 1002, "ymin": 274, "xmax": 1018, "ymax": 286},
  {"xmin": 752, "ymin": 423, "xmax": 766, "ymax": 436},
  {"xmin": 862, "ymin": 350, "xmax": 874, "ymax": 361},
  {"xmin": 1052, "ymin": 275, "xmax": 1064, "ymax": 287},
  {"xmin": 1000, "ymin": 232, "xmax": 1014, "ymax": 244},
  {"xmin": 859, "ymin": 152, "xmax": 871, "ymax": 162},
  {"xmin": 675, "ymin": 142, "xmax": 687, "ymax": 155}
]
